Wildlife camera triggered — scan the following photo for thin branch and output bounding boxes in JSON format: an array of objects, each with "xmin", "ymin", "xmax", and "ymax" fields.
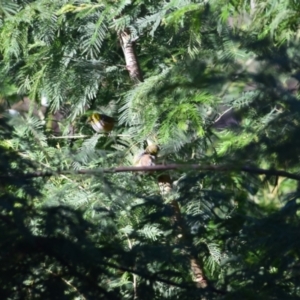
[
  {"xmin": 45, "ymin": 268, "xmax": 86, "ymax": 300},
  {"xmin": 2, "ymin": 164, "xmax": 300, "ymax": 181},
  {"xmin": 37, "ymin": 236, "xmax": 202, "ymax": 293},
  {"xmin": 104, "ymin": 259, "xmax": 226, "ymax": 295},
  {"xmin": 213, "ymin": 107, "xmax": 233, "ymax": 123},
  {"xmin": 47, "ymin": 134, "xmax": 132, "ymax": 139},
  {"xmin": 47, "ymin": 135, "xmax": 91, "ymax": 139}
]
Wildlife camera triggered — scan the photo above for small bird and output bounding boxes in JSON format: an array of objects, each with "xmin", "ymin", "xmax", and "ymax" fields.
[
  {"xmin": 134, "ymin": 137, "xmax": 172, "ymax": 194},
  {"xmin": 144, "ymin": 138, "xmax": 159, "ymax": 156},
  {"xmin": 134, "ymin": 138, "xmax": 159, "ymax": 167},
  {"xmin": 135, "ymin": 153, "xmax": 156, "ymax": 167},
  {"xmin": 88, "ymin": 113, "xmax": 115, "ymax": 133}
]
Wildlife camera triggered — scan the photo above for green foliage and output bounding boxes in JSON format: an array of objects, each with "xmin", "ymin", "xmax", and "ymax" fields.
[{"xmin": 1, "ymin": 0, "xmax": 300, "ymax": 299}]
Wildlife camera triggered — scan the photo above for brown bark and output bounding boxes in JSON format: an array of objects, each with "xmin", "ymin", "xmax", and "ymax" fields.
[
  {"xmin": 119, "ymin": 31, "xmax": 143, "ymax": 83},
  {"xmin": 167, "ymin": 193, "xmax": 208, "ymax": 289}
]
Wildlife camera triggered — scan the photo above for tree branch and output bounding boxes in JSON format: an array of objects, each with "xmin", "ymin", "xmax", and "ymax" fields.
[
  {"xmin": 2, "ymin": 164, "xmax": 300, "ymax": 181},
  {"xmin": 47, "ymin": 134, "xmax": 132, "ymax": 139}
]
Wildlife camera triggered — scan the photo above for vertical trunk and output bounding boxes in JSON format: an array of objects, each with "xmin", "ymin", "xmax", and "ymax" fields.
[
  {"xmin": 120, "ymin": 28, "xmax": 210, "ymax": 291},
  {"xmin": 168, "ymin": 196, "xmax": 208, "ymax": 289},
  {"xmin": 158, "ymin": 174, "xmax": 209, "ymax": 288},
  {"xmin": 119, "ymin": 31, "xmax": 143, "ymax": 83}
]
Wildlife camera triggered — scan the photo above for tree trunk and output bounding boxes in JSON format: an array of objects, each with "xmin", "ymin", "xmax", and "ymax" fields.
[
  {"xmin": 168, "ymin": 196, "xmax": 208, "ymax": 289},
  {"xmin": 120, "ymin": 28, "xmax": 210, "ymax": 291},
  {"xmin": 119, "ymin": 31, "xmax": 143, "ymax": 83}
]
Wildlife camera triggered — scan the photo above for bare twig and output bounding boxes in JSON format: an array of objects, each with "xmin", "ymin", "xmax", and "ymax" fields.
[
  {"xmin": 45, "ymin": 268, "xmax": 86, "ymax": 300},
  {"xmin": 47, "ymin": 135, "xmax": 91, "ymax": 139},
  {"xmin": 213, "ymin": 107, "xmax": 233, "ymax": 123},
  {"xmin": 47, "ymin": 134, "xmax": 132, "ymax": 139}
]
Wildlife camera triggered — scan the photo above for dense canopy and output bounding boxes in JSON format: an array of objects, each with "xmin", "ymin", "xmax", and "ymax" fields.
[{"xmin": 1, "ymin": 0, "xmax": 300, "ymax": 299}]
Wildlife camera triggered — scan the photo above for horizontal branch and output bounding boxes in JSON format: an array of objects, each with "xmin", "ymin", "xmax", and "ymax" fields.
[
  {"xmin": 2, "ymin": 164, "xmax": 300, "ymax": 181},
  {"xmin": 47, "ymin": 134, "xmax": 132, "ymax": 139}
]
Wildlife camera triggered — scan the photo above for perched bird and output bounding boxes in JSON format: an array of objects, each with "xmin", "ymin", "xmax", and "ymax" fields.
[
  {"xmin": 88, "ymin": 113, "xmax": 115, "ymax": 133},
  {"xmin": 144, "ymin": 138, "xmax": 159, "ymax": 156},
  {"xmin": 134, "ymin": 138, "xmax": 159, "ymax": 167},
  {"xmin": 135, "ymin": 152, "xmax": 156, "ymax": 167},
  {"xmin": 133, "ymin": 137, "xmax": 173, "ymax": 194}
]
